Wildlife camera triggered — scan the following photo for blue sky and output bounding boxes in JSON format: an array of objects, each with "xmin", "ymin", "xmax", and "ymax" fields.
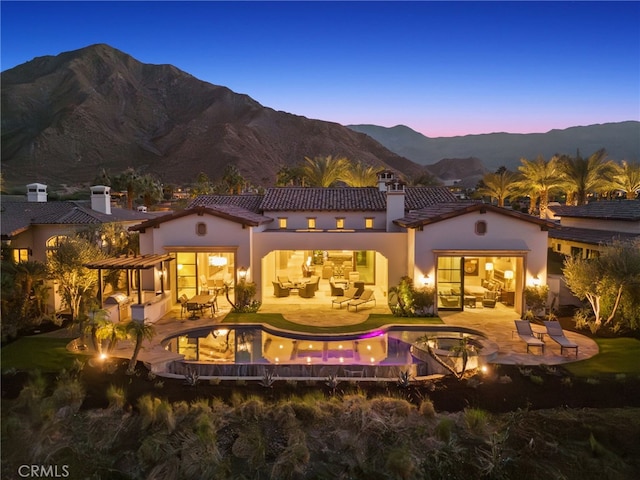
[{"xmin": 2, "ymin": 1, "xmax": 639, "ymax": 137}]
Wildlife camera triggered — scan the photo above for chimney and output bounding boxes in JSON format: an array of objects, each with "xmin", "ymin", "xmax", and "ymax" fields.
[
  {"xmin": 90, "ymin": 185, "xmax": 111, "ymax": 215},
  {"xmin": 26, "ymin": 183, "xmax": 47, "ymax": 202},
  {"xmin": 385, "ymin": 179, "xmax": 406, "ymax": 232},
  {"xmin": 377, "ymin": 170, "xmax": 396, "ymax": 192}
]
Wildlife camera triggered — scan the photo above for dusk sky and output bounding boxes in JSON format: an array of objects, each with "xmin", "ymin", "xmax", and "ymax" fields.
[{"xmin": 2, "ymin": 1, "xmax": 638, "ymax": 137}]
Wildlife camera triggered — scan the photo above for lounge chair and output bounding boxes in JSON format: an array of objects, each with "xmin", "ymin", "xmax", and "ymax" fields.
[
  {"xmin": 514, "ymin": 320, "xmax": 545, "ymax": 353},
  {"xmin": 347, "ymin": 289, "xmax": 376, "ymax": 312},
  {"xmin": 332, "ymin": 287, "xmax": 359, "ymax": 309},
  {"xmin": 544, "ymin": 321, "xmax": 579, "ymax": 356}
]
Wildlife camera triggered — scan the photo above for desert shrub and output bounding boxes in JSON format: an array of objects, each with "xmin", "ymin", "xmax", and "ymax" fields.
[
  {"xmin": 434, "ymin": 417, "xmax": 456, "ymax": 442},
  {"xmin": 419, "ymin": 398, "xmax": 436, "ymax": 418},
  {"xmin": 463, "ymin": 408, "xmax": 490, "ymax": 434}
]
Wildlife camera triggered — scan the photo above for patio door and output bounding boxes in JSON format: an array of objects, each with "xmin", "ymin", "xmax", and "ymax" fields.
[{"xmin": 436, "ymin": 256, "xmax": 463, "ymax": 310}]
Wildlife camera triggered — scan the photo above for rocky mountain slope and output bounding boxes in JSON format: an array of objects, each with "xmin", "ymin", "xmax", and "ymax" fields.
[
  {"xmin": 1, "ymin": 44, "xmax": 427, "ymax": 191},
  {"xmin": 348, "ymin": 122, "xmax": 640, "ymax": 172}
]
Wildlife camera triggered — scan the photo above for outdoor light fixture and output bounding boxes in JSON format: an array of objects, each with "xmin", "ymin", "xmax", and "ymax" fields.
[
  {"xmin": 532, "ymin": 275, "xmax": 541, "ymax": 287},
  {"xmin": 238, "ymin": 266, "xmax": 247, "ymax": 280},
  {"xmin": 422, "ymin": 274, "xmax": 432, "ymax": 287}
]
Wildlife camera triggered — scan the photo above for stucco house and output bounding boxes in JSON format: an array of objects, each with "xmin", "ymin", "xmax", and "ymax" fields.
[
  {"xmin": 1, "ymin": 183, "xmax": 163, "ymax": 314},
  {"xmin": 130, "ymin": 171, "xmax": 553, "ymax": 321},
  {"xmin": 547, "ymin": 200, "xmax": 640, "ymax": 259}
]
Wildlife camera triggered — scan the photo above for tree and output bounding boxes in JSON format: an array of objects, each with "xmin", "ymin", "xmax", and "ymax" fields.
[
  {"xmin": 612, "ymin": 160, "xmax": 640, "ymax": 199},
  {"xmin": 191, "ymin": 172, "xmax": 214, "ymax": 196},
  {"xmin": 112, "ymin": 168, "xmax": 143, "ymax": 210},
  {"xmin": 557, "ymin": 149, "xmax": 616, "ymax": 205},
  {"xmin": 302, "ymin": 155, "xmax": 350, "ymax": 187},
  {"xmin": 221, "ymin": 164, "xmax": 245, "ymax": 194},
  {"xmin": 563, "ymin": 239, "xmax": 640, "ymax": 330},
  {"xmin": 514, "ymin": 155, "xmax": 564, "ymax": 218},
  {"xmin": 47, "ymin": 236, "xmax": 106, "ymax": 329},
  {"xmin": 138, "ymin": 173, "xmax": 164, "ymax": 207},
  {"xmin": 126, "ymin": 320, "xmax": 156, "ymax": 374},
  {"xmin": 340, "ymin": 161, "xmax": 378, "ymax": 187},
  {"xmin": 477, "ymin": 168, "xmax": 518, "ymax": 207},
  {"xmin": 276, "ymin": 165, "xmax": 306, "ymax": 186}
]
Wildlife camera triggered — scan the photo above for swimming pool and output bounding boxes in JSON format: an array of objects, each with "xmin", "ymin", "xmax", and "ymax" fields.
[{"xmin": 161, "ymin": 323, "xmax": 496, "ymax": 379}]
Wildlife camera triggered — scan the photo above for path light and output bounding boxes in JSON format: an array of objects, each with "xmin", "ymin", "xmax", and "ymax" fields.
[{"xmin": 99, "ymin": 353, "xmax": 108, "ymax": 361}]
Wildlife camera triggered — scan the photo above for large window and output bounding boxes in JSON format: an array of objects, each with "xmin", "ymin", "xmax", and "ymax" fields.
[
  {"xmin": 437, "ymin": 257, "xmax": 462, "ymax": 310},
  {"xmin": 12, "ymin": 248, "xmax": 29, "ymax": 263}
]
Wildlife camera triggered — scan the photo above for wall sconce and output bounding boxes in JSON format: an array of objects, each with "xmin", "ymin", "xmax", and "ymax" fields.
[
  {"xmin": 532, "ymin": 275, "xmax": 541, "ymax": 287},
  {"xmin": 504, "ymin": 269, "xmax": 513, "ymax": 290},
  {"xmin": 238, "ymin": 266, "xmax": 247, "ymax": 281},
  {"xmin": 422, "ymin": 274, "xmax": 432, "ymax": 287}
]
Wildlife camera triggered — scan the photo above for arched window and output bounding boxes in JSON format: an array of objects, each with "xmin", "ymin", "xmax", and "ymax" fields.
[{"xmin": 46, "ymin": 235, "xmax": 68, "ymax": 258}]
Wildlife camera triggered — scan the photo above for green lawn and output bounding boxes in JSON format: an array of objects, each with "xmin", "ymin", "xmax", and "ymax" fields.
[
  {"xmin": 564, "ymin": 337, "xmax": 640, "ymax": 377},
  {"xmin": 1, "ymin": 336, "xmax": 86, "ymax": 372},
  {"xmin": 221, "ymin": 312, "xmax": 443, "ymax": 334}
]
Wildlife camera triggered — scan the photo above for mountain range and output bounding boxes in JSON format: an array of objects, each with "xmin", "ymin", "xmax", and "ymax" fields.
[
  {"xmin": 348, "ymin": 122, "xmax": 640, "ymax": 173},
  {"xmin": 0, "ymin": 44, "xmax": 425, "ymax": 192},
  {"xmin": 2, "ymin": 43, "xmax": 638, "ymax": 193}
]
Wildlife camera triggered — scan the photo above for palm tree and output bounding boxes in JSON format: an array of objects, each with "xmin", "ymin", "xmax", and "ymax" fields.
[
  {"xmin": 340, "ymin": 161, "xmax": 378, "ymax": 187},
  {"xmin": 126, "ymin": 320, "xmax": 156, "ymax": 374},
  {"xmin": 477, "ymin": 169, "xmax": 518, "ymax": 207},
  {"xmin": 514, "ymin": 155, "xmax": 564, "ymax": 218},
  {"xmin": 112, "ymin": 168, "xmax": 143, "ymax": 210},
  {"xmin": 11, "ymin": 260, "xmax": 49, "ymax": 320},
  {"xmin": 138, "ymin": 174, "xmax": 163, "ymax": 207},
  {"xmin": 557, "ymin": 149, "xmax": 616, "ymax": 205},
  {"xmin": 302, "ymin": 155, "xmax": 350, "ymax": 187},
  {"xmin": 612, "ymin": 160, "xmax": 640, "ymax": 199}
]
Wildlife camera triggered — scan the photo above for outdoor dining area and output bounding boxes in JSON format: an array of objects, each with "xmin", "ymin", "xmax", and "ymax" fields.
[{"xmin": 179, "ymin": 292, "xmax": 218, "ymax": 319}]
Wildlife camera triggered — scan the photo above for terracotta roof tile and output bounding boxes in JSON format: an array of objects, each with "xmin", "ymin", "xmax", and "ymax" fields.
[
  {"xmin": 549, "ymin": 226, "xmax": 640, "ymax": 245},
  {"xmin": 187, "ymin": 194, "xmax": 264, "ymax": 212},
  {"xmin": 549, "ymin": 200, "xmax": 640, "ymax": 221},
  {"xmin": 261, "ymin": 187, "xmax": 387, "ymax": 211}
]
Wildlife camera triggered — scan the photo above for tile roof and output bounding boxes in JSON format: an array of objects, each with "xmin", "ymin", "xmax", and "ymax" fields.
[
  {"xmin": 394, "ymin": 202, "xmax": 554, "ymax": 229},
  {"xmin": 259, "ymin": 186, "xmax": 457, "ymax": 212},
  {"xmin": 548, "ymin": 226, "xmax": 640, "ymax": 246},
  {"xmin": 404, "ymin": 186, "xmax": 458, "ymax": 209},
  {"xmin": 187, "ymin": 194, "xmax": 264, "ymax": 212},
  {"xmin": 129, "ymin": 205, "xmax": 273, "ymax": 231},
  {"xmin": 549, "ymin": 200, "xmax": 640, "ymax": 221},
  {"xmin": 1, "ymin": 200, "xmax": 159, "ymax": 239},
  {"xmin": 261, "ymin": 187, "xmax": 387, "ymax": 211}
]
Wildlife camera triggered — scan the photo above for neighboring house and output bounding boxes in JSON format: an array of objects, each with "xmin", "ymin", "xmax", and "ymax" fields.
[
  {"xmin": 548, "ymin": 200, "xmax": 640, "ymax": 259},
  {"xmin": 1, "ymin": 183, "xmax": 164, "ymax": 313},
  {"xmin": 130, "ymin": 171, "xmax": 553, "ymax": 320}
]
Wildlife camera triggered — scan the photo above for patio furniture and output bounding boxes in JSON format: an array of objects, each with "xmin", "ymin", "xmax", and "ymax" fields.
[
  {"xmin": 329, "ymin": 279, "xmax": 344, "ymax": 296},
  {"xmin": 353, "ymin": 281, "xmax": 365, "ymax": 297},
  {"xmin": 186, "ymin": 302, "xmax": 203, "ymax": 320},
  {"xmin": 544, "ymin": 321, "xmax": 579, "ymax": 356},
  {"xmin": 514, "ymin": 320, "xmax": 545, "ymax": 353},
  {"xmin": 272, "ymin": 281, "xmax": 290, "ymax": 297},
  {"xmin": 482, "ymin": 291, "xmax": 498, "ymax": 308},
  {"xmin": 277, "ymin": 275, "xmax": 293, "ymax": 288},
  {"xmin": 347, "ymin": 289, "xmax": 376, "ymax": 312},
  {"xmin": 321, "ymin": 265, "xmax": 334, "ymax": 279},
  {"xmin": 298, "ymin": 282, "xmax": 315, "ymax": 298},
  {"xmin": 178, "ymin": 294, "xmax": 189, "ymax": 318},
  {"xmin": 305, "ymin": 275, "xmax": 320, "ymax": 292},
  {"xmin": 438, "ymin": 293, "xmax": 460, "ymax": 308},
  {"xmin": 464, "ymin": 295, "xmax": 476, "ymax": 308},
  {"xmin": 332, "ymin": 287, "xmax": 359, "ymax": 309}
]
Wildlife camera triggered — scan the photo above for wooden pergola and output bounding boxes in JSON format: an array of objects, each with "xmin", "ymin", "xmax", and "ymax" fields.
[{"xmin": 85, "ymin": 253, "xmax": 174, "ymax": 305}]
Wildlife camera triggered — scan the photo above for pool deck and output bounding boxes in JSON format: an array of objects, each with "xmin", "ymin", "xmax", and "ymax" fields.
[{"xmin": 65, "ymin": 298, "xmax": 598, "ymax": 372}]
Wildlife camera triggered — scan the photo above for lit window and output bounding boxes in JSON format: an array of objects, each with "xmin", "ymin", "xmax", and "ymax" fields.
[
  {"xmin": 307, "ymin": 218, "xmax": 316, "ymax": 229},
  {"xmin": 336, "ymin": 218, "xmax": 345, "ymax": 229},
  {"xmin": 13, "ymin": 248, "xmax": 29, "ymax": 263},
  {"xmin": 196, "ymin": 222, "xmax": 207, "ymax": 236},
  {"xmin": 475, "ymin": 221, "xmax": 487, "ymax": 235},
  {"xmin": 278, "ymin": 218, "xmax": 288, "ymax": 229},
  {"xmin": 365, "ymin": 218, "xmax": 374, "ymax": 229}
]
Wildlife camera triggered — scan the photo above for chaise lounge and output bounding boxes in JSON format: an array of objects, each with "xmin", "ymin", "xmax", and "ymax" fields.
[
  {"xmin": 331, "ymin": 287, "xmax": 359, "ymax": 309},
  {"xmin": 347, "ymin": 289, "xmax": 376, "ymax": 312},
  {"xmin": 514, "ymin": 320, "xmax": 545, "ymax": 353},
  {"xmin": 544, "ymin": 321, "xmax": 579, "ymax": 356}
]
